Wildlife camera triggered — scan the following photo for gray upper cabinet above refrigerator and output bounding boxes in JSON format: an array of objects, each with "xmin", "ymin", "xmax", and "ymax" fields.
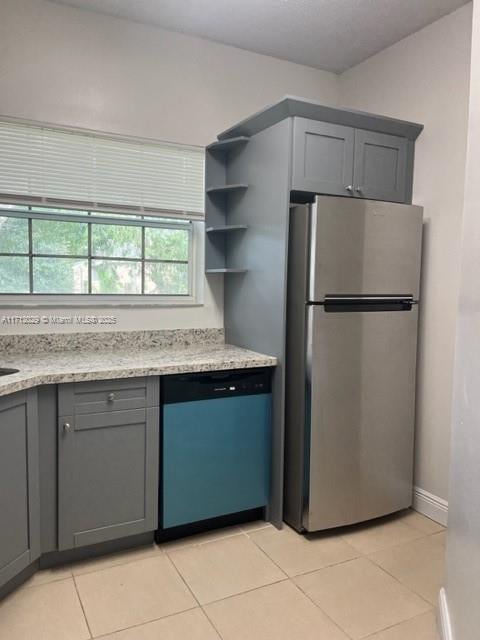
[
  {"xmin": 291, "ymin": 117, "xmax": 412, "ymax": 204},
  {"xmin": 292, "ymin": 118, "xmax": 355, "ymax": 197},
  {"xmin": 353, "ymin": 130, "xmax": 409, "ymax": 203}
]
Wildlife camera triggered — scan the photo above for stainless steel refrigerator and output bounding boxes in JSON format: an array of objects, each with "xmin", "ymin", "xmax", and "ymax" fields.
[{"xmin": 284, "ymin": 195, "xmax": 423, "ymax": 532}]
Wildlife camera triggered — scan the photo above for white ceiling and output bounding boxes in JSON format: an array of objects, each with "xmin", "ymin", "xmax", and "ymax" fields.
[{"xmin": 50, "ymin": 0, "xmax": 470, "ymax": 73}]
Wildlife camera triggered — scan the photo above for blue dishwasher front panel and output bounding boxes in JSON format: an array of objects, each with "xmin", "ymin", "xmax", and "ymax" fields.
[{"xmin": 162, "ymin": 394, "xmax": 271, "ymax": 528}]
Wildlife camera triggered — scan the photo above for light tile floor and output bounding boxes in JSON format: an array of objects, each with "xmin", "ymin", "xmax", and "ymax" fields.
[{"xmin": 0, "ymin": 511, "xmax": 444, "ymax": 640}]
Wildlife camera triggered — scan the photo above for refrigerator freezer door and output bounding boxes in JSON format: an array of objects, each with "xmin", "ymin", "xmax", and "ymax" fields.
[
  {"xmin": 308, "ymin": 196, "xmax": 423, "ymax": 301},
  {"xmin": 304, "ymin": 304, "xmax": 418, "ymax": 531}
]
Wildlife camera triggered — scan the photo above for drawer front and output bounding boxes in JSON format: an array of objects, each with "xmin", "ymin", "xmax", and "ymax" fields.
[{"xmin": 58, "ymin": 377, "xmax": 159, "ymax": 415}]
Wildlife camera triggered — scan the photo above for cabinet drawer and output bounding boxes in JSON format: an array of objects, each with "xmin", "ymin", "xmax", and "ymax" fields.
[{"xmin": 58, "ymin": 377, "xmax": 159, "ymax": 415}]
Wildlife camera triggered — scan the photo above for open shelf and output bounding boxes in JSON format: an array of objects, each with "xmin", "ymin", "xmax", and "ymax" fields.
[
  {"xmin": 206, "ymin": 225, "xmax": 247, "ymax": 234},
  {"xmin": 206, "ymin": 136, "xmax": 250, "ymax": 153},
  {"xmin": 205, "ymin": 268, "xmax": 247, "ymax": 274},
  {"xmin": 206, "ymin": 183, "xmax": 248, "ymax": 195}
]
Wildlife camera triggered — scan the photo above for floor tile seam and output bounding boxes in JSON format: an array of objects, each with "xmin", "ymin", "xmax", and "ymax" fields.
[
  {"xmin": 361, "ymin": 555, "xmax": 437, "ymax": 609},
  {"xmin": 71, "ymin": 549, "xmax": 164, "ymax": 578},
  {"xmin": 361, "ymin": 610, "xmax": 437, "ymax": 639},
  {"xmin": 286, "ymin": 553, "xmax": 364, "ymax": 579},
  {"xmin": 199, "ymin": 575, "xmax": 290, "ymax": 607},
  {"xmin": 163, "ymin": 552, "xmax": 203, "ymax": 608},
  {"xmin": 289, "ymin": 575, "xmax": 355, "ymax": 640},
  {"xmin": 72, "ymin": 573, "xmax": 94, "ymax": 639},
  {"xmin": 199, "ymin": 604, "xmax": 227, "ymax": 640},
  {"xmin": 90, "ymin": 604, "xmax": 201, "ymax": 639},
  {"xmin": 239, "ymin": 534, "xmax": 290, "ymax": 580},
  {"xmin": 363, "ymin": 532, "xmax": 444, "ymax": 561},
  {"xmin": 162, "ymin": 531, "xmax": 248, "ymax": 555},
  {"xmin": 340, "ymin": 530, "xmax": 428, "ymax": 555},
  {"xmin": 23, "ymin": 572, "xmax": 74, "ymax": 590},
  {"xmin": 294, "ymin": 557, "xmax": 434, "ymax": 638}
]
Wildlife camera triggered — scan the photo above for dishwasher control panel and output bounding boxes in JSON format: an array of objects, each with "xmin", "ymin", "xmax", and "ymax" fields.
[{"xmin": 162, "ymin": 368, "xmax": 272, "ymax": 404}]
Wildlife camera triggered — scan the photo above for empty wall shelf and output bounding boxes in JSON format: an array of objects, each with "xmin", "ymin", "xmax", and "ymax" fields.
[
  {"xmin": 206, "ymin": 136, "xmax": 250, "ymax": 153},
  {"xmin": 206, "ymin": 225, "xmax": 247, "ymax": 234},
  {"xmin": 205, "ymin": 268, "xmax": 247, "ymax": 274},
  {"xmin": 206, "ymin": 184, "xmax": 248, "ymax": 195}
]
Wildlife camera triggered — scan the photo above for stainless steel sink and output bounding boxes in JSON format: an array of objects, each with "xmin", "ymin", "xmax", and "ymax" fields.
[{"xmin": 0, "ymin": 368, "xmax": 19, "ymax": 377}]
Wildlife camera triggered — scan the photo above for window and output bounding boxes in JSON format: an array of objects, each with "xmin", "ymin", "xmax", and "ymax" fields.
[
  {"xmin": 0, "ymin": 119, "xmax": 204, "ymax": 303},
  {"xmin": 0, "ymin": 205, "xmax": 192, "ymax": 297}
]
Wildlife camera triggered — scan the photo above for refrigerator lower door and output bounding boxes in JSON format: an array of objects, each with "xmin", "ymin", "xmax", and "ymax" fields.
[{"xmin": 304, "ymin": 304, "xmax": 418, "ymax": 531}]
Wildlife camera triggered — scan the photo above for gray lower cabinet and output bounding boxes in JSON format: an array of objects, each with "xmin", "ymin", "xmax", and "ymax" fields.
[
  {"xmin": 57, "ymin": 379, "xmax": 160, "ymax": 551},
  {"xmin": 292, "ymin": 117, "xmax": 355, "ymax": 196},
  {"xmin": 353, "ymin": 129, "xmax": 408, "ymax": 203},
  {"xmin": 0, "ymin": 390, "xmax": 40, "ymax": 588}
]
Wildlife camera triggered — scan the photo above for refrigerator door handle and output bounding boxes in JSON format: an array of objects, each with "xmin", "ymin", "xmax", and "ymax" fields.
[{"xmin": 322, "ymin": 295, "xmax": 415, "ymax": 313}]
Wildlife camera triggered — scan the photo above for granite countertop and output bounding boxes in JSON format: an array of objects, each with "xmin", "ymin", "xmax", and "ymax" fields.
[{"xmin": 0, "ymin": 342, "xmax": 277, "ymax": 397}]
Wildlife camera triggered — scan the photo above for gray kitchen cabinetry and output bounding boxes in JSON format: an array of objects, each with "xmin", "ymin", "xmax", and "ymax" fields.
[
  {"xmin": 57, "ymin": 378, "xmax": 160, "ymax": 551},
  {"xmin": 292, "ymin": 117, "xmax": 410, "ymax": 203},
  {"xmin": 207, "ymin": 96, "xmax": 423, "ymax": 526},
  {"xmin": 353, "ymin": 130, "xmax": 409, "ymax": 203},
  {"xmin": 292, "ymin": 118, "xmax": 355, "ymax": 197},
  {"xmin": 0, "ymin": 390, "xmax": 40, "ymax": 589}
]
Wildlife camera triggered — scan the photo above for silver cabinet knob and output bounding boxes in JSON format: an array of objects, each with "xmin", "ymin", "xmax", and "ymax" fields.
[
  {"xmin": 107, "ymin": 392, "xmax": 115, "ymax": 402},
  {"xmin": 346, "ymin": 185, "xmax": 354, "ymax": 193},
  {"xmin": 63, "ymin": 422, "xmax": 71, "ymax": 432}
]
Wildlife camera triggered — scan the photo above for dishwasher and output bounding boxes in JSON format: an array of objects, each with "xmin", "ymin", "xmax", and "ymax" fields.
[{"xmin": 159, "ymin": 368, "xmax": 272, "ymax": 530}]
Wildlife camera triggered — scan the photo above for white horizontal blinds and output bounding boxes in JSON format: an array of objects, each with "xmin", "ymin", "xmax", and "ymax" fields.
[{"xmin": 0, "ymin": 121, "xmax": 205, "ymax": 220}]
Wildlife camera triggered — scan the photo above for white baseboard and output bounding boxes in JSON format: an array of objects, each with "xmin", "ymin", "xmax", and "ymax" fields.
[
  {"xmin": 438, "ymin": 587, "xmax": 453, "ymax": 640},
  {"xmin": 413, "ymin": 486, "xmax": 448, "ymax": 527}
]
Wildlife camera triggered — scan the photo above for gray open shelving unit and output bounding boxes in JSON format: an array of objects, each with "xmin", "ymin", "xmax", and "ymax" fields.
[{"xmin": 205, "ymin": 135, "xmax": 251, "ymax": 273}]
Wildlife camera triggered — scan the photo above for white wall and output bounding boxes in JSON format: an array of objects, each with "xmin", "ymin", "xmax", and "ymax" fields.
[
  {"xmin": 339, "ymin": 4, "xmax": 472, "ymax": 505},
  {"xmin": 443, "ymin": 3, "xmax": 480, "ymax": 638},
  {"xmin": 0, "ymin": 0, "xmax": 338, "ymax": 333}
]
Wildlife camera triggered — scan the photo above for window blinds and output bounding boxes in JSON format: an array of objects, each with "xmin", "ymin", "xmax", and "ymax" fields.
[{"xmin": 0, "ymin": 120, "xmax": 205, "ymax": 220}]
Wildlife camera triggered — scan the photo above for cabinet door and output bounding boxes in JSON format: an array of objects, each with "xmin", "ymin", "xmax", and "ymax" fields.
[
  {"xmin": 58, "ymin": 408, "xmax": 159, "ymax": 550},
  {"xmin": 353, "ymin": 130, "xmax": 408, "ymax": 203},
  {"xmin": 0, "ymin": 390, "xmax": 40, "ymax": 588},
  {"xmin": 292, "ymin": 117, "xmax": 355, "ymax": 196}
]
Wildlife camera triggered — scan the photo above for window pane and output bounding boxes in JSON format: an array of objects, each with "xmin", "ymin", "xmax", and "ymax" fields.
[
  {"xmin": 33, "ymin": 258, "xmax": 88, "ymax": 293},
  {"xmin": 0, "ymin": 217, "xmax": 29, "ymax": 253},
  {"xmin": 91, "ymin": 260, "xmax": 141, "ymax": 294},
  {"xmin": 144, "ymin": 262, "xmax": 189, "ymax": 295},
  {"xmin": 145, "ymin": 228, "xmax": 189, "ymax": 261},
  {"xmin": 32, "ymin": 220, "xmax": 88, "ymax": 256},
  {"xmin": 92, "ymin": 224, "xmax": 141, "ymax": 258},
  {"xmin": 0, "ymin": 256, "xmax": 29, "ymax": 293}
]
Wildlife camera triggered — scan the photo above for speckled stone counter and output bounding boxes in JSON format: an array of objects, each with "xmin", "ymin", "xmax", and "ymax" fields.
[{"xmin": 0, "ymin": 336, "xmax": 277, "ymax": 397}]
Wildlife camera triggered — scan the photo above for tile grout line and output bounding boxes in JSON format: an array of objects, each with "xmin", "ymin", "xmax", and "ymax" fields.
[
  {"xmin": 339, "ymin": 530, "xmax": 428, "ymax": 556},
  {"xmin": 245, "ymin": 527, "xmax": 355, "ymax": 639},
  {"xmin": 364, "ymin": 554, "xmax": 438, "ymax": 610},
  {"xmin": 200, "ymin": 605, "xmax": 227, "ymax": 640},
  {"xmin": 161, "ymin": 529, "xmax": 249, "ymax": 554},
  {"xmin": 72, "ymin": 574, "xmax": 94, "ymax": 640},
  {"xmin": 91, "ymin": 605, "xmax": 200, "ymax": 640},
  {"xmin": 290, "ymin": 577, "xmax": 356, "ymax": 640},
  {"xmin": 197, "ymin": 576, "xmax": 290, "ymax": 607},
  {"xmin": 361, "ymin": 610, "xmax": 437, "ymax": 639},
  {"xmin": 69, "ymin": 547, "xmax": 163, "ymax": 579},
  {"xmin": 163, "ymin": 551, "xmax": 203, "ymax": 608}
]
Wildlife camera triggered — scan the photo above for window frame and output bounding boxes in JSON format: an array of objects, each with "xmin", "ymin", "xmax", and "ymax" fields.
[{"xmin": 0, "ymin": 206, "xmax": 204, "ymax": 307}]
